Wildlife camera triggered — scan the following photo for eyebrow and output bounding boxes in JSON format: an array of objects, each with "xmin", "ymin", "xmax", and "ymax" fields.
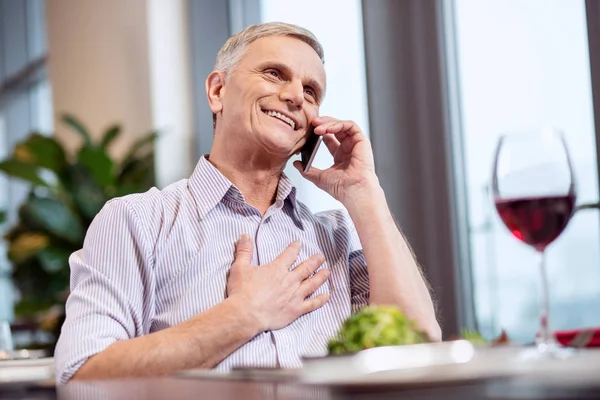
[{"xmin": 258, "ymin": 61, "xmax": 325, "ymax": 102}]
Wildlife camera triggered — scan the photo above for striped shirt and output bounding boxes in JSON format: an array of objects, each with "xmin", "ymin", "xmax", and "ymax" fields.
[{"xmin": 55, "ymin": 155, "xmax": 370, "ymax": 385}]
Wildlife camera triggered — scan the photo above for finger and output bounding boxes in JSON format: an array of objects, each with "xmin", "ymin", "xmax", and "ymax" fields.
[
  {"xmin": 312, "ymin": 116, "xmax": 338, "ymax": 126},
  {"xmin": 301, "ymin": 292, "xmax": 331, "ymax": 314},
  {"xmin": 232, "ymin": 234, "xmax": 253, "ymax": 267},
  {"xmin": 322, "ymin": 133, "xmax": 340, "ymax": 156},
  {"xmin": 291, "ymin": 254, "xmax": 325, "ymax": 281},
  {"xmin": 292, "ymin": 160, "xmax": 325, "ymax": 185},
  {"xmin": 299, "ymin": 268, "xmax": 330, "ymax": 298},
  {"xmin": 319, "ymin": 120, "xmax": 363, "ymax": 141},
  {"xmin": 313, "ymin": 121, "xmax": 339, "ymax": 135},
  {"xmin": 326, "ymin": 120, "xmax": 362, "ymax": 137},
  {"xmin": 274, "ymin": 240, "xmax": 302, "ymax": 269}
]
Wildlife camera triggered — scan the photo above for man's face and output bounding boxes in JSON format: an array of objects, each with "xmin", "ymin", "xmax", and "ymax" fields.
[{"xmin": 216, "ymin": 35, "xmax": 326, "ymax": 158}]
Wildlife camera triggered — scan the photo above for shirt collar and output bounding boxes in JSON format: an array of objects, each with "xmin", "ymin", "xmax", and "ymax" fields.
[
  {"xmin": 277, "ymin": 172, "xmax": 304, "ymax": 229},
  {"xmin": 188, "ymin": 155, "xmax": 235, "ymax": 220},
  {"xmin": 188, "ymin": 155, "xmax": 303, "ymax": 226}
]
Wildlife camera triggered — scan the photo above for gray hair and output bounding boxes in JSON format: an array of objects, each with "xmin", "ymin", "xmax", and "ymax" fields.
[{"xmin": 215, "ymin": 22, "xmax": 325, "ymax": 75}]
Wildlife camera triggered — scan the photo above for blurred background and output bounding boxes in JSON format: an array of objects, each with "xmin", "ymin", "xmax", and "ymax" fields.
[{"xmin": 0, "ymin": 0, "xmax": 599, "ymax": 351}]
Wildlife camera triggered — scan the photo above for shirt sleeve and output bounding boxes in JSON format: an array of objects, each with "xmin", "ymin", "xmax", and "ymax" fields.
[
  {"xmin": 346, "ymin": 217, "xmax": 369, "ymax": 313},
  {"xmin": 317, "ymin": 209, "xmax": 370, "ymax": 312},
  {"xmin": 54, "ymin": 198, "xmax": 156, "ymax": 385}
]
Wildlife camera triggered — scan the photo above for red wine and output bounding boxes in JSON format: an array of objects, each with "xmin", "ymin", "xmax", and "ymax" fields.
[{"xmin": 495, "ymin": 195, "xmax": 575, "ymax": 251}]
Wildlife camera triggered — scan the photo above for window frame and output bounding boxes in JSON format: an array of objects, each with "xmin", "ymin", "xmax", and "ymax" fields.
[
  {"xmin": 188, "ymin": 0, "xmax": 260, "ymax": 159},
  {"xmin": 0, "ymin": 0, "xmax": 50, "ymax": 322}
]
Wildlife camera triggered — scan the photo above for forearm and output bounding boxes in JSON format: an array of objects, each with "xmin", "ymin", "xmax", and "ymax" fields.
[
  {"xmin": 344, "ymin": 179, "xmax": 441, "ymax": 341},
  {"xmin": 72, "ymin": 296, "xmax": 259, "ymax": 380}
]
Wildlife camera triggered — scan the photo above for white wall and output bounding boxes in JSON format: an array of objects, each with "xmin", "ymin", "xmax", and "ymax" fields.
[
  {"xmin": 147, "ymin": 0, "xmax": 194, "ymax": 187},
  {"xmin": 46, "ymin": 0, "xmax": 194, "ymax": 187}
]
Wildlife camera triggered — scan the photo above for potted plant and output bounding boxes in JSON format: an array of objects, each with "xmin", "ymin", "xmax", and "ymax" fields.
[{"xmin": 0, "ymin": 114, "xmax": 157, "ymax": 350}]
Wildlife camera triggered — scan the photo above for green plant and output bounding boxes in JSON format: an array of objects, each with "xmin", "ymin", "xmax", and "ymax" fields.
[
  {"xmin": 327, "ymin": 305, "xmax": 430, "ymax": 355},
  {"xmin": 460, "ymin": 329, "xmax": 487, "ymax": 346},
  {"xmin": 0, "ymin": 114, "xmax": 157, "ymax": 347}
]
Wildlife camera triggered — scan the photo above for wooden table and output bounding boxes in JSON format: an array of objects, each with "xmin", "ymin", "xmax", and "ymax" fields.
[
  {"xmin": 4, "ymin": 347, "xmax": 600, "ymax": 400},
  {"xmin": 1, "ymin": 373, "xmax": 598, "ymax": 400}
]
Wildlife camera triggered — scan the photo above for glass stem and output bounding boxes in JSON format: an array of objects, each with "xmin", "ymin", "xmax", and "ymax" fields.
[{"xmin": 537, "ymin": 249, "xmax": 554, "ymax": 347}]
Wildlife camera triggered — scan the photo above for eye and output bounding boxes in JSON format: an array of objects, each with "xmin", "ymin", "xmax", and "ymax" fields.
[
  {"xmin": 304, "ymin": 87, "xmax": 315, "ymax": 98},
  {"xmin": 266, "ymin": 69, "xmax": 281, "ymax": 79}
]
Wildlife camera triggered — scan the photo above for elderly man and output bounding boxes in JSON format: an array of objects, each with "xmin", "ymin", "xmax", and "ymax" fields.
[{"xmin": 55, "ymin": 22, "xmax": 440, "ymax": 384}]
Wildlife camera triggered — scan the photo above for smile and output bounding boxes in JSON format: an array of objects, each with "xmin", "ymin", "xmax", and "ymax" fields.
[{"xmin": 262, "ymin": 109, "xmax": 297, "ymax": 130}]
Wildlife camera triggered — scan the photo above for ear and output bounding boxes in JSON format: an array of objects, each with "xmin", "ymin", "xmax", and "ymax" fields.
[{"xmin": 206, "ymin": 71, "xmax": 226, "ymax": 114}]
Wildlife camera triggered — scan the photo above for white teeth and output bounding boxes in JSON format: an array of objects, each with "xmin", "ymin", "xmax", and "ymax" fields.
[{"xmin": 264, "ymin": 110, "xmax": 295, "ymax": 130}]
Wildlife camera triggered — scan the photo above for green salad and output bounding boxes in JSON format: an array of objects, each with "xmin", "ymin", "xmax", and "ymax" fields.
[{"xmin": 327, "ymin": 305, "xmax": 430, "ymax": 355}]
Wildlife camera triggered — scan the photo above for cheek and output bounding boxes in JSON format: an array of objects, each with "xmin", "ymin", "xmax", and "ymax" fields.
[
  {"xmin": 308, "ymin": 104, "xmax": 320, "ymax": 119},
  {"xmin": 222, "ymin": 92, "xmax": 249, "ymax": 122}
]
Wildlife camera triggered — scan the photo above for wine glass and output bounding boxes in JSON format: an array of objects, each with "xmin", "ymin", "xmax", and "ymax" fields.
[{"xmin": 492, "ymin": 128, "xmax": 576, "ymax": 357}]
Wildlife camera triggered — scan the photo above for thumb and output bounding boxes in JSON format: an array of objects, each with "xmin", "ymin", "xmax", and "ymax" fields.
[
  {"xmin": 233, "ymin": 234, "xmax": 253, "ymax": 266},
  {"xmin": 293, "ymin": 160, "xmax": 324, "ymax": 185}
]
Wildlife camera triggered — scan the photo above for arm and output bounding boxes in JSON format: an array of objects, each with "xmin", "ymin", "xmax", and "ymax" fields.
[
  {"xmin": 295, "ymin": 117, "xmax": 441, "ymax": 341},
  {"xmin": 73, "ymin": 296, "xmax": 259, "ymax": 380},
  {"xmin": 343, "ymin": 179, "xmax": 441, "ymax": 341}
]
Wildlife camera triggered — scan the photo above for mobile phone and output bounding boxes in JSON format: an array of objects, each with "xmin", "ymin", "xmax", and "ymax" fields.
[{"xmin": 300, "ymin": 126, "xmax": 323, "ymax": 173}]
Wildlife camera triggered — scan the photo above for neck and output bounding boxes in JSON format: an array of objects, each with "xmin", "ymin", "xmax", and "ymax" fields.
[{"xmin": 208, "ymin": 133, "xmax": 287, "ymax": 215}]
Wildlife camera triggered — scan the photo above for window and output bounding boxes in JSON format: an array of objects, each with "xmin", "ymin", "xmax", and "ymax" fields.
[
  {"xmin": 0, "ymin": 0, "xmax": 52, "ymax": 322},
  {"xmin": 449, "ymin": 0, "xmax": 600, "ymax": 342},
  {"xmin": 259, "ymin": 0, "xmax": 370, "ymax": 212}
]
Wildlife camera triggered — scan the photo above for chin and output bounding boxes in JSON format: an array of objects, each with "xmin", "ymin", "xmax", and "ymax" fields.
[{"xmin": 258, "ymin": 135, "xmax": 300, "ymax": 158}]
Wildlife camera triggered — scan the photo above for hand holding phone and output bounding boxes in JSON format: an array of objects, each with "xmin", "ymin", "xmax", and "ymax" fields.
[{"xmin": 300, "ymin": 126, "xmax": 323, "ymax": 173}]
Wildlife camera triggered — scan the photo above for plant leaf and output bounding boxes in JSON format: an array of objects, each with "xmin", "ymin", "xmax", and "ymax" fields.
[
  {"xmin": 0, "ymin": 210, "xmax": 5, "ymax": 224},
  {"xmin": 77, "ymin": 146, "xmax": 116, "ymax": 188},
  {"xmin": 62, "ymin": 114, "xmax": 93, "ymax": 146},
  {"xmin": 8, "ymin": 232, "xmax": 50, "ymax": 263},
  {"xmin": 20, "ymin": 196, "xmax": 84, "ymax": 243},
  {"xmin": 118, "ymin": 152, "xmax": 155, "ymax": 188},
  {"xmin": 121, "ymin": 132, "xmax": 159, "ymax": 166},
  {"xmin": 100, "ymin": 124, "xmax": 121, "ymax": 151},
  {"xmin": 0, "ymin": 159, "xmax": 51, "ymax": 187},
  {"xmin": 13, "ymin": 134, "xmax": 68, "ymax": 173},
  {"xmin": 114, "ymin": 184, "xmax": 144, "ymax": 198},
  {"xmin": 37, "ymin": 247, "xmax": 71, "ymax": 274},
  {"xmin": 65, "ymin": 164, "xmax": 107, "ymax": 219},
  {"xmin": 461, "ymin": 329, "xmax": 487, "ymax": 346}
]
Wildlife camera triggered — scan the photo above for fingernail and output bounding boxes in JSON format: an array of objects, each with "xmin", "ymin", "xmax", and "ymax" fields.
[{"xmin": 238, "ymin": 234, "xmax": 250, "ymax": 244}]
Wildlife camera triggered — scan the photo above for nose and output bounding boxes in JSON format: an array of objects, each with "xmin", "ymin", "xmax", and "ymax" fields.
[{"xmin": 279, "ymin": 79, "xmax": 304, "ymax": 109}]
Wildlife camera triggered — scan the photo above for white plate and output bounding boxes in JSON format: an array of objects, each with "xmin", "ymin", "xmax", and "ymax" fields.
[
  {"xmin": 0, "ymin": 349, "xmax": 49, "ymax": 361},
  {"xmin": 0, "ymin": 357, "xmax": 54, "ymax": 383},
  {"xmin": 299, "ymin": 341, "xmax": 599, "ymax": 387}
]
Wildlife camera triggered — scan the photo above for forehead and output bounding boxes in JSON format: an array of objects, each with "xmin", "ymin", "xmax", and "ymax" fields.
[{"xmin": 240, "ymin": 36, "xmax": 326, "ymax": 87}]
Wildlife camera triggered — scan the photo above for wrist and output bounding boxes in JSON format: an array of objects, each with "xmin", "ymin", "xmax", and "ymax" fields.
[
  {"xmin": 224, "ymin": 295, "xmax": 266, "ymax": 336},
  {"xmin": 342, "ymin": 175, "xmax": 385, "ymax": 214}
]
